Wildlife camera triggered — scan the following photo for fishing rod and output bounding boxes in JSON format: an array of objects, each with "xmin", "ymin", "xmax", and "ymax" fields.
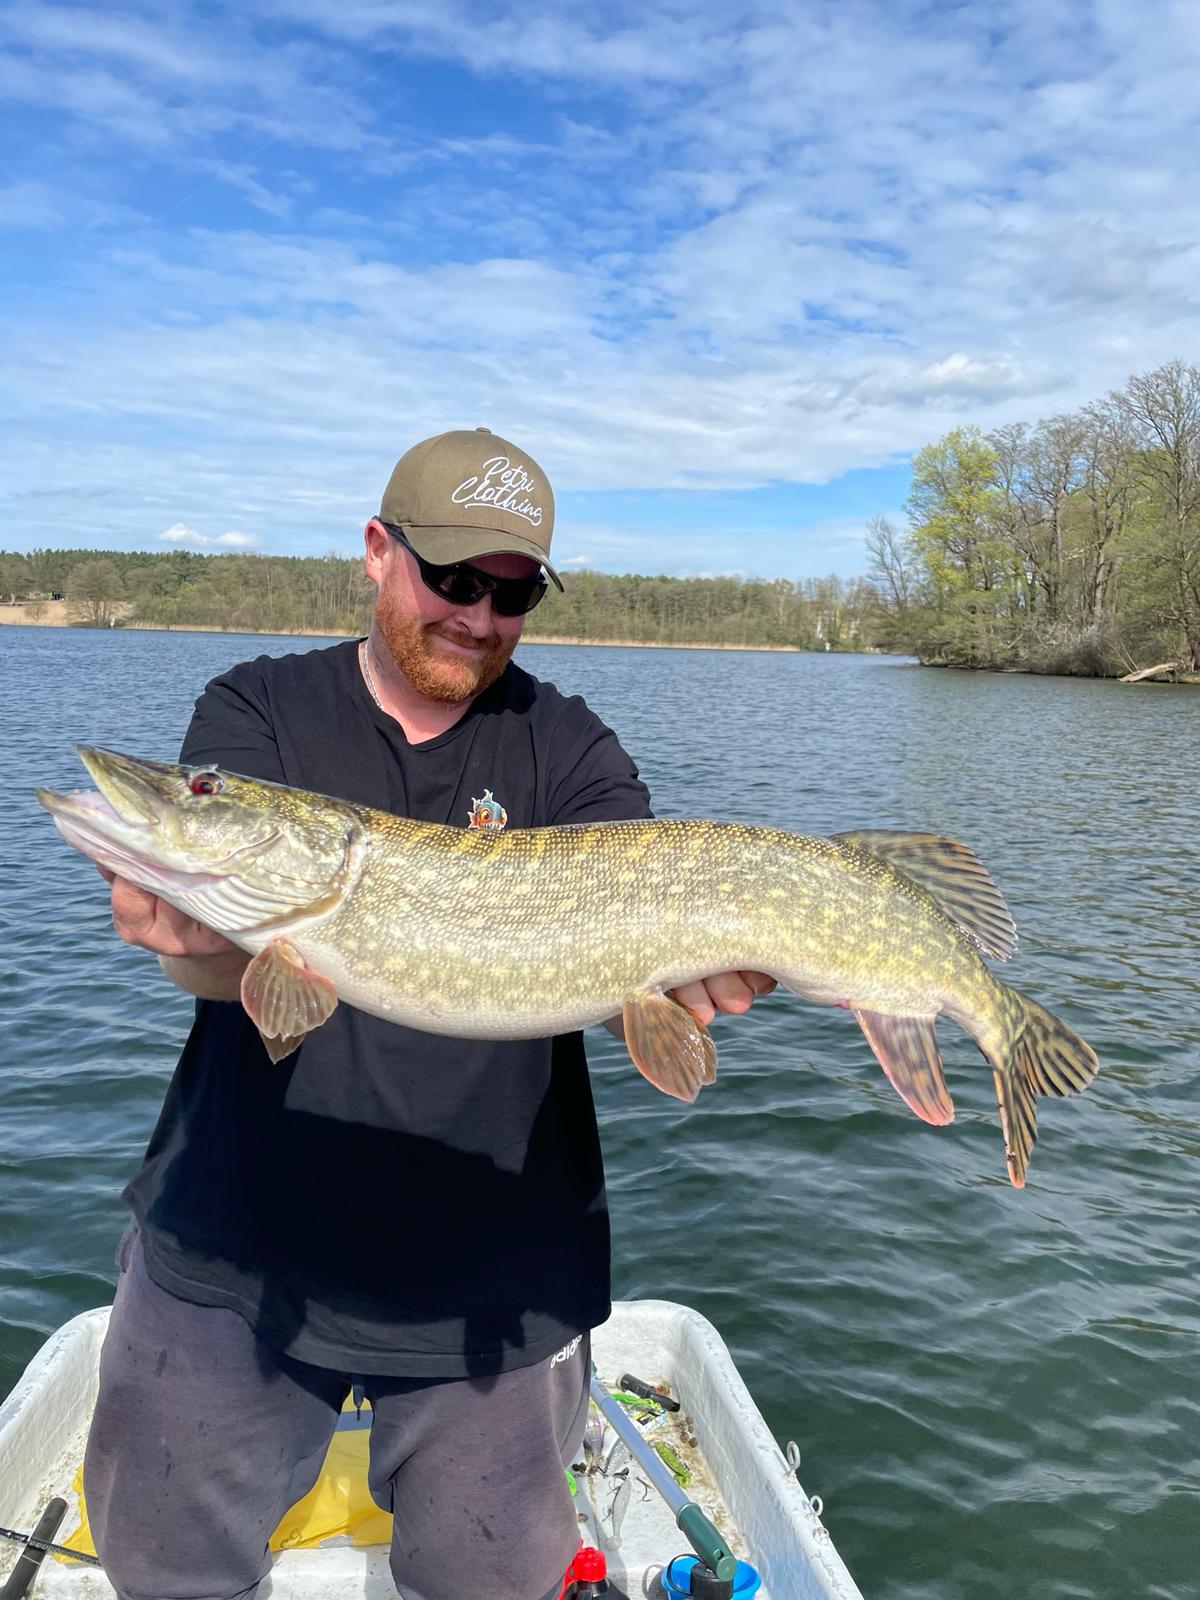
[
  {"xmin": 0, "ymin": 1497, "xmax": 104, "ymax": 1587},
  {"xmin": 0, "ymin": 1526, "xmax": 100, "ymax": 1565},
  {"xmin": 588, "ymin": 1373, "xmax": 739, "ymax": 1587}
]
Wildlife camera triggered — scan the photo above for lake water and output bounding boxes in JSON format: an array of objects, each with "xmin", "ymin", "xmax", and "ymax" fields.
[{"xmin": 1, "ymin": 625, "xmax": 1197, "ymax": 1599}]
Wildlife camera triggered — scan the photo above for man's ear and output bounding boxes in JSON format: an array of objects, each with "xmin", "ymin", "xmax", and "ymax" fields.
[{"xmin": 364, "ymin": 518, "xmax": 390, "ymax": 584}]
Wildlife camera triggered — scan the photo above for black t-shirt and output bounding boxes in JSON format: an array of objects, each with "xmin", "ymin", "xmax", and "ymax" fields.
[{"xmin": 125, "ymin": 640, "xmax": 652, "ymax": 1378}]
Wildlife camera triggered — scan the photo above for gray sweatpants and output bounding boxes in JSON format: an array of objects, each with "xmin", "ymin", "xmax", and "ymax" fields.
[{"xmin": 82, "ymin": 1231, "xmax": 589, "ymax": 1600}]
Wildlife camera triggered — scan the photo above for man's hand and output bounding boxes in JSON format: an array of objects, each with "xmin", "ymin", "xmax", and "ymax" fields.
[
  {"xmin": 104, "ymin": 867, "xmax": 235, "ymax": 958},
  {"xmin": 602, "ymin": 971, "xmax": 776, "ymax": 1039},
  {"xmin": 100, "ymin": 868, "xmax": 248, "ymax": 999},
  {"xmin": 669, "ymin": 970, "xmax": 777, "ymax": 1025}
]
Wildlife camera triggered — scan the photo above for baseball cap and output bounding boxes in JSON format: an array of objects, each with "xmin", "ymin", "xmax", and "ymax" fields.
[{"xmin": 379, "ymin": 427, "xmax": 562, "ymax": 590}]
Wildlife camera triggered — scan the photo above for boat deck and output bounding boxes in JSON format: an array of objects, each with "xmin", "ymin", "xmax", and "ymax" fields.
[{"xmin": 0, "ymin": 1300, "xmax": 862, "ymax": 1599}]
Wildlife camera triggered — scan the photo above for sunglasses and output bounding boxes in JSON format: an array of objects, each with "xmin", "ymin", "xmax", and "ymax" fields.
[{"xmin": 382, "ymin": 524, "xmax": 548, "ymax": 617}]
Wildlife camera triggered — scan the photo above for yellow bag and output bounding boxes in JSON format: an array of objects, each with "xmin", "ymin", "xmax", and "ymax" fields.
[{"xmin": 60, "ymin": 1399, "xmax": 392, "ymax": 1560}]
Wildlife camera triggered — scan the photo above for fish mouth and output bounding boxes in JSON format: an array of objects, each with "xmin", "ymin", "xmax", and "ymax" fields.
[
  {"xmin": 38, "ymin": 746, "xmax": 348, "ymax": 937},
  {"xmin": 37, "ymin": 746, "xmax": 180, "ymax": 859},
  {"xmin": 77, "ymin": 745, "xmax": 180, "ymax": 825},
  {"xmin": 36, "ymin": 746, "xmax": 180, "ymax": 833},
  {"xmin": 36, "ymin": 787, "xmax": 167, "ymax": 889},
  {"xmin": 35, "ymin": 746, "xmax": 272, "ymax": 897}
]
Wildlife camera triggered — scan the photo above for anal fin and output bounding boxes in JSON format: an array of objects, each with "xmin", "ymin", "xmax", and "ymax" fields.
[
  {"xmin": 623, "ymin": 991, "xmax": 717, "ymax": 1103},
  {"xmin": 853, "ymin": 1009, "xmax": 955, "ymax": 1125},
  {"xmin": 241, "ymin": 939, "xmax": 338, "ymax": 1064}
]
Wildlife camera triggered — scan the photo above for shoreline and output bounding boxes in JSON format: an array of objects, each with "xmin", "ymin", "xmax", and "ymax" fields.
[
  {"xmin": 0, "ymin": 605, "xmax": 826, "ymax": 652},
  {"xmin": 4, "ymin": 606, "xmax": 1194, "ymax": 678}
]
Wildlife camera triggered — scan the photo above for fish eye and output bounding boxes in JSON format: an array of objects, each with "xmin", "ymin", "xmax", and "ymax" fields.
[{"xmin": 188, "ymin": 772, "xmax": 224, "ymax": 796}]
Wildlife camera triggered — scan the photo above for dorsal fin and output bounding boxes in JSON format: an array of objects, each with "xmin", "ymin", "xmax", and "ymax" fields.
[{"xmin": 831, "ymin": 829, "xmax": 1017, "ymax": 960}]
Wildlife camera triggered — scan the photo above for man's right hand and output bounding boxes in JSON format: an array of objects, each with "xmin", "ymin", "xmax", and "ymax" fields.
[
  {"xmin": 101, "ymin": 868, "xmax": 248, "ymax": 999},
  {"xmin": 105, "ymin": 868, "xmax": 236, "ymax": 957}
]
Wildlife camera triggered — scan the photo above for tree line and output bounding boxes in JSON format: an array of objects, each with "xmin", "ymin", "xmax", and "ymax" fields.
[
  {"xmin": 527, "ymin": 570, "xmax": 877, "ymax": 648},
  {"xmin": 867, "ymin": 360, "xmax": 1200, "ymax": 676},
  {"xmin": 6, "ymin": 359, "xmax": 1197, "ymax": 677},
  {"xmin": 0, "ymin": 545, "xmax": 880, "ymax": 652}
]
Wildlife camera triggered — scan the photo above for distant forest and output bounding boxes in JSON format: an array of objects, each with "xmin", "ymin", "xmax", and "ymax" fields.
[
  {"xmin": 0, "ymin": 546, "xmax": 878, "ymax": 652},
  {"xmin": 3, "ymin": 361, "xmax": 1197, "ymax": 677}
]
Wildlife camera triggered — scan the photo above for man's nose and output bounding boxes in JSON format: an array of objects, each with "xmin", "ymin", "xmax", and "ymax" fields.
[{"xmin": 451, "ymin": 595, "xmax": 496, "ymax": 636}]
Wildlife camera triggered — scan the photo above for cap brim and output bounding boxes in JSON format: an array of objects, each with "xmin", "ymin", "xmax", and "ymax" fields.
[{"xmin": 400, "ymin": 524, "xmax": 563, "ymax": 590}]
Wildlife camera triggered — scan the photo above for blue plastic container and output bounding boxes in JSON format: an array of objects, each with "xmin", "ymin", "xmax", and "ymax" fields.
[{"xmin": 661, "ymin": 1555, "xmax": 762, "ymax": 1598}]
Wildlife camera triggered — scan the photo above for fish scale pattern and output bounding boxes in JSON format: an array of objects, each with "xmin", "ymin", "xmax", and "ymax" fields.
[{"xmin": 320, "ymin": 811, "xmax": 990, "ymax": 1035}]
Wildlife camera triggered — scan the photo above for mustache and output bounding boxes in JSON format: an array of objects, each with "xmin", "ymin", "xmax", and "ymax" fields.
[{"xmin": 428, "ymin": 624, "xmax": 503, "ymax": 652}]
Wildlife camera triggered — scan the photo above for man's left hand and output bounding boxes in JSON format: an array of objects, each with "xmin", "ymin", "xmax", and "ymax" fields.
[
  {"xmin": 669, "ymin": 970, "xmax": 777, "ymax": 1025},
  {"xmin": 601, "ymin": 971, "xmax": 776, "ymax": 1040}
]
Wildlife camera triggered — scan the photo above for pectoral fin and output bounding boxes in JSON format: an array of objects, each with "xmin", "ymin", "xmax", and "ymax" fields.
[
  {"xmin": 241, "ymin": 939, "xmax": 338, "ymax": 1064},
  {"xmin": 623, "ymin": 991, "xmax": 717, "ymax": 1103},
  {"xmin": 853, "ymin": 1009, "xmax": 955, "ymax": 1125}
]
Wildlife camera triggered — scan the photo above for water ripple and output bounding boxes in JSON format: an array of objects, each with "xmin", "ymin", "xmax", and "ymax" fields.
[{"xmin": 3, "ymin": 630, "xmax": 1199, "ymax": 1599}]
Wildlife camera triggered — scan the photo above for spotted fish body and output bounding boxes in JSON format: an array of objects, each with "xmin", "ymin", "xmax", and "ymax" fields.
[
  {"xmin": 38, "ymin": 748, "xmax": 1099, "ymax": 1187},
  {"xmin": 315, "ymin": 820, "xmax": 994, "ymax": 1036}
]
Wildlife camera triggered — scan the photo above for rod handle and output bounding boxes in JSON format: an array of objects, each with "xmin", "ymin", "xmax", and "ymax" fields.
[{"xmin": 676, "ymin": 1503, "xmax": 738, "ymax": 1582}]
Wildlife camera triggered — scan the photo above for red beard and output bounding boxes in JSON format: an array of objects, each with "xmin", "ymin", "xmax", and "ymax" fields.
[{"xmin": 375, "ymin": 590, "xmax": 515, "ymax": 705}]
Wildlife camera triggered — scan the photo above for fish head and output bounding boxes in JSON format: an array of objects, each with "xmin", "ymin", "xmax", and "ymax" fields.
[{"xmin": 37, "ymin": 747, "xmax": 363, "ymax": 935}]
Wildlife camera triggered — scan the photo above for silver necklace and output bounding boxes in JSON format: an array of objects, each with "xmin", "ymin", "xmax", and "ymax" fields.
[{"xmin": 360, "ymin": 639, "xmax": 386, "ymax": 711}]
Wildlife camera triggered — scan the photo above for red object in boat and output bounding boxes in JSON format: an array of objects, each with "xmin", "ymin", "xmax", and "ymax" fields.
[{"xmin": 557, "ymin": 1544, "xmax": 609, "ymax": 1596}]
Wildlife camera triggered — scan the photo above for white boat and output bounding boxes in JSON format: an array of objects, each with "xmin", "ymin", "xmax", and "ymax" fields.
[{"xmin": 0, "ymin": 1299, "xmax": 863, "ymax": 1599}]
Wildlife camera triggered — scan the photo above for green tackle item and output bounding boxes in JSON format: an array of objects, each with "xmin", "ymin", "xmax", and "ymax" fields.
[
  {"xmin": 589, "ymin": 1373, "xmax": 737, "ymax": 1583},
  {"xmin": 653, "ymin": 1441, "xmax": 692, "ymax": 1487}
]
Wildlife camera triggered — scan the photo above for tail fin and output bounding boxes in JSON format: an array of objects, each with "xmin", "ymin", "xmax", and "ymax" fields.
[{"xmin": 976, "ymin": 989, "xmax": 1098, "ymax": 1188}]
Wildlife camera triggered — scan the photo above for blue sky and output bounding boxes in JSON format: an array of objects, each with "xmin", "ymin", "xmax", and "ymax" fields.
[{"xmin": 2, "ymin": 1, "xmax": 1198, "ymax": 579}]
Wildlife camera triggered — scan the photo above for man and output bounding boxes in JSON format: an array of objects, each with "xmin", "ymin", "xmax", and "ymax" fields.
[{"xmin": 89, "ymin": 427, "xmax": 772, "ymax": 1600}]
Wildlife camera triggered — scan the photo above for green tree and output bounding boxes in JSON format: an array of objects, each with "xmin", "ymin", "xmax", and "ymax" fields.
[
  {"xmin": 905, "ymin": 427, "xmax": 1006, "ymax": 663},
  {"xmin": 67, "ymin": 559, "xmax": 125, "ymax": 627},
  {"xmin": 0, "ymin": 552, "xmax": 28, "ymax": 602}
]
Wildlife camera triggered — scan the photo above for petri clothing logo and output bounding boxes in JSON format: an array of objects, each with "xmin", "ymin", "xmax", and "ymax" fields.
[
  {"xmin": 451, "ymin": 456, "xmax": 545, "ymax": 528},
  {"xmin": 550, "ymin": 1334, "xmax": 582, "ymax": 1368},
  {"xmin": 467, "ymin": 790, "xmax": 508, "ymax": 832}
]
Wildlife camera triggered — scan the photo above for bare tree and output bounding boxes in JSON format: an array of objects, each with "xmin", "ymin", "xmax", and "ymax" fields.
[
  {"xmin": 1114, "ymin": 360, "xmax": 1200, "ymax": 669},
  {"xmin": 989, "ymin": 416, "xmax": 1088, "ymax": 623},
  {"xmin": 67, "ymin": 559, "xmax": 125, "ymax": 627},
  {"xmin": 864, "ymin": 514, "xmax": 914, "ymax": 615},
  {"xmin": 1075, "ymin": 399, "xmax": 1135, "ymax": 627}
]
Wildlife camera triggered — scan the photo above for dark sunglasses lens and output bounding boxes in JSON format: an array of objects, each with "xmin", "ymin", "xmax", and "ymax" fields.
[
  {"xmin": 404, "ymin": 534, "xmax": 547, "ymax": 617},
  {"xmin": 491, "ymin": 577, "xmax": 547, "ymax": 616},
  {"xmin": 430, "ymin": 566, "xmax": 545, "ymax": 616},
  {"xmin": 433, "ymin": 567, "xmax": 491, "ymax": 606}
]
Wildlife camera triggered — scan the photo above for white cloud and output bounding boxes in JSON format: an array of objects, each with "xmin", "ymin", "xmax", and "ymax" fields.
[
  {"xmin": 201, "ymin": 162, "xmax": 294, "ymax": 219},
  {"xmin": 158, "ymin": 522, "xmax": 260, "ymax": 548},
  {"xmin": 158, "ymin": 522, "xmax": 204, "ymax": 545},
  {"xmin": 2, "ymin": 0, "xmax": 1200, "ymax": 571}
]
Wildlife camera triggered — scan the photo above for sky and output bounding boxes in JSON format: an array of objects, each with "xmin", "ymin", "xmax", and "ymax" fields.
[{"xmin": 1, "ymin": 0, "xmax": 1199, "ymax": 580}]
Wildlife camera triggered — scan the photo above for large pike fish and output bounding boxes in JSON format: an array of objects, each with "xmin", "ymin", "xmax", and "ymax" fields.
[{"xmin": 38, "ymin": 747, "xmax": 1098, "ymax": 1187}]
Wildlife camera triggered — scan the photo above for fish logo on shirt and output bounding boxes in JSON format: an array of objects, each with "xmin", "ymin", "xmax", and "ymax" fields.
[{"xmin": 468, "ymin": 790, "xmax": 508, "ymax": 831}]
